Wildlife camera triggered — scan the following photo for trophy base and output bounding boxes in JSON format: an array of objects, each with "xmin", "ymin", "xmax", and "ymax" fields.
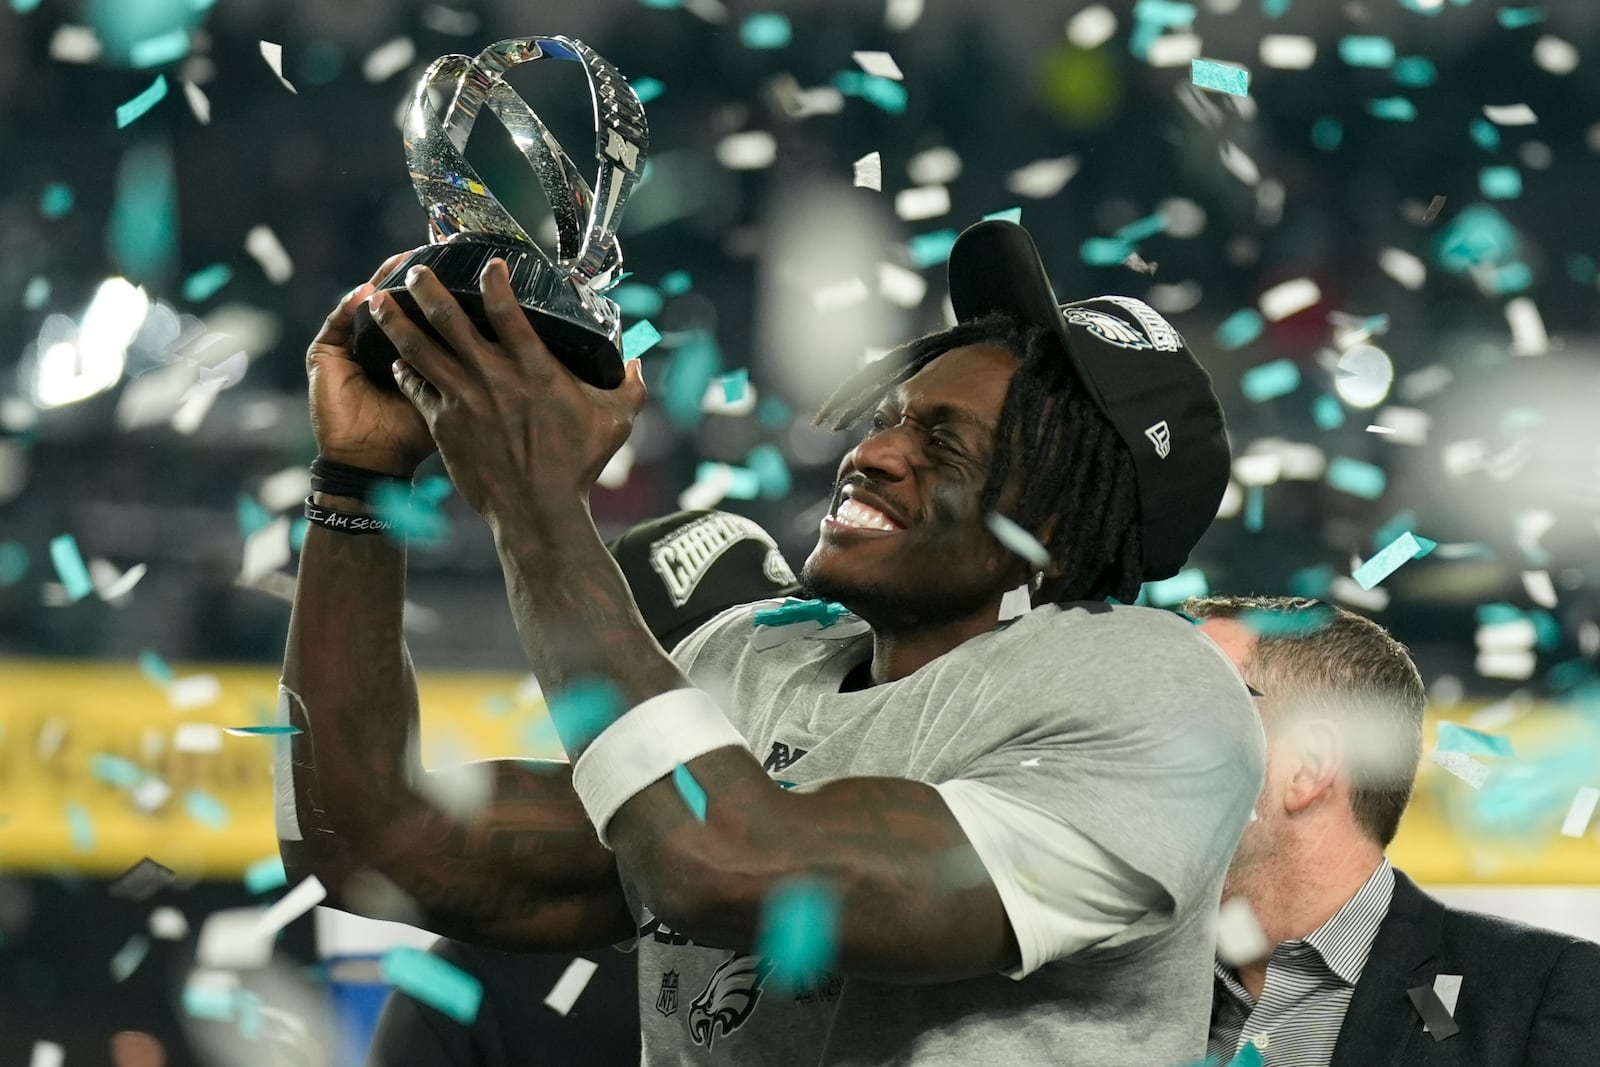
[{"xmin": 350, "ymin": 240, "xmax": 624, "ymax": 392}]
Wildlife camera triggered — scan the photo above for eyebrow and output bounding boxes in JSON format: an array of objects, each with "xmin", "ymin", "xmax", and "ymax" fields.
[{"xmin": 882, "ymin": 391, "xmax": 997, "ymax": 439}]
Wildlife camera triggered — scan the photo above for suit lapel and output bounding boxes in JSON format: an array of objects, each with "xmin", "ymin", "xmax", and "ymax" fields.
[{"xmin": 1330, "ymin": 871, "xmax": 1444, "ymax": 1067}]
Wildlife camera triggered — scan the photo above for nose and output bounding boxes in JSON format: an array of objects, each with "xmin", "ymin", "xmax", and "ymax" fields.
[{"xmin": 842, "ymin": 418, "xmax": 915, "ymax": 484}]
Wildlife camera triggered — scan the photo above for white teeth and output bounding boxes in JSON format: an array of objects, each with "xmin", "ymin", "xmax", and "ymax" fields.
[{"xmin": 835, "ymin": 498, "xmax": 899, "ymax": 531}]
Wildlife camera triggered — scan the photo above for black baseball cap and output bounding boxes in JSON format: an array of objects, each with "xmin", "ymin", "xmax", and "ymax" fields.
[
  {"xmin": 607, "ymin": 509, "xmax": 800, "ymax": 649},
  {"xmin": 946, "ymin": 219, "xmax": 1231, "ymax": 582}
]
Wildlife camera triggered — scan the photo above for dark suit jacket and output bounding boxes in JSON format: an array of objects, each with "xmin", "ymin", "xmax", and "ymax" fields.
[{"xmin": 1331, "ymin": 870, "xmax": 1600, "ymax": 1066}]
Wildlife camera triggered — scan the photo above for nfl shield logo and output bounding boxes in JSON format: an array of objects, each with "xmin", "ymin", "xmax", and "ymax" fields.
[{"xmin": 657, "ymin": 970, "xmax": 680, "ymax": 1017}]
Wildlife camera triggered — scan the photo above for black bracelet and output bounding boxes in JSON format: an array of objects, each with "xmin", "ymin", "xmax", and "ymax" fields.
[
  {"xmin": 309, "ymin": 456, "xmax": 412, "ymax": 503},
  {"xmin": 303, "ymin": 494, "xmax": 401, "ymax": 536}
]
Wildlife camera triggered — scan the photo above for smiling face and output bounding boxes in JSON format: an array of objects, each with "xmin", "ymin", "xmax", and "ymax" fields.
[{"xmin": 800, "ymin": 343, "xmax": 1029, "ymax": 631}]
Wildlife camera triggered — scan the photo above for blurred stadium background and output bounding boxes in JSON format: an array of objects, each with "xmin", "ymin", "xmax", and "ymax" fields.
[{"xmin": 2, "ymin": 0, "xmax": 1599, "ymax": 1062}]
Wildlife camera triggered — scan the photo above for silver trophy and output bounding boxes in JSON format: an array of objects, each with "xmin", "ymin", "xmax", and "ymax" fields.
[{"xmin": 352, "ymin": 36, "xmax": 649, "ymax": 390}]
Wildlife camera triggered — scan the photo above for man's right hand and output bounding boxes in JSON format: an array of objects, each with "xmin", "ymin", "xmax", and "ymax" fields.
[{"xmin": 307, "ymin": 254, "xmax": 435, "ymax": 478}]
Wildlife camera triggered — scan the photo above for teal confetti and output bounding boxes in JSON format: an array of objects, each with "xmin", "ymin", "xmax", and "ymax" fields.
[
  {"xmin": 610, "ymin": 283, "xmax": 664, "ymax": 318},
  {"xmin": 110, "ymin": 934, "xmax": 151, "ymax": 982},
  {"xmin": 1240, "ymin": 605, "xmax": 1334, "ymax": 636},
  {"xmin": 753, "ymin": 598, "xmax": 850, "ymax": 628},
  {"xmin": 1132, "ymin": 0, "xmax": 1197, "ymax": 28},
  {"xmin": 1312, "ymin": 394, "xmax": 1346, "ymax": 430},
  {"xmin": 1339, "ymin": 36, "xmax": 1396, "ymax": 68},
  {"xmin": 1190, "ymin": 58, "xmax": 1250, "ymax": 97},
  {"xmin": 91, "ymin": 754, "xmax": 144, "ymax": 789},
  {"xmin": 371, "ymin": 482, "xmax": 450, "ymax": 546},
  {"xmin": 1391, "ymin": 55, "xmax": 1437, "ymax": 87},
  {"xmin": 985, "ymin": 512, "xmax": 1050, "ymax": 568},
  {"xmin": 671, "ymin": 764, "xmax": 708, "ymax": 822},
  {"xmin": 1437, "ymin": 721, "xmax": 1514, "ymax": 758},
  {"xmin": 1565, "ymin": 254, "xmax": 1597, "ymax": 285},
  {"xmin": 1261, "ymin": 0, "xmax": 1289, "ymax": 14},
  {"xmin": 1352, "ymin": 531, "xmax": 1428, "ymax": 590},
  {"xmin": 1114, "ymin": 212, "xmax": 1169, "ymax": 243},
  {"xmin": 1215, "ymin": 308, "xmax": 1265, "ymax": 350},
  {"xmin": 226, "ymin": 724, "xmax": 301, "ymax": 736},
  {"xmin": 236, "ymin": 494, "xmax": 273, "ymax": 538},
  {"xmin": 757, "ymin": 395, "xmax": 791, "ymax": 428},
  {"xmin": 182, "ymin": 263, "xmax": 233, "ymax": 302},
  {"xmin": 1326, "ymin": 457, "xmax": 1386, "ymax": 500},
  {"xmin": 0, "ymin": 542, "xmax": 29, "ymax": 585},
  {"xmin": 621, "ymin": 319, "xmax": 663, "ymax": 359},
  {"xmin": 1436, "ymin": 205, "xmax": 1517, "ymax": 273},
  {"xmin": 1373, "ymin": 509, "xmax": 1418, "ymax": 553},
  {"xmin": 129, "ymin": 27, "xmax": 190, "ymax": 67},
  {"xmin": 67, "ymin": 802, "xmax": 96, "ymax": 852},
  {"xmin": 982, "ymin": 207, "xmax": 1023, "ymax": 224},
  {"xmin": 747, "ymin": 444, "xmax": 792, "ymax": 499},
  {"xmin": 297, "ymin": 39, "xmax": 343, "ymax": 85},
  {"xmin": 185, "ymin": 789, "xmax": 230, "ymax": 829},
  {"xmin": 661, "ymin": 332, "xmax": 722, "ymax": 428},
  {"xmin": 756, "ymin": 877, "xmax": 841, "ymax": 982},
  {"xmin": 115, "ymin": 75, "xmax": 170, "ymax": 128},
  {"xmin": 38, "ymin": 182, "xmax": 74, "ymax": 219},
  {"xmin": 638, "ymin": 0, "xmax": 683, "ymax": 7},
  {"xmin": 740, "ymin": 13, "xmax": 792, "ymax": 49},
  {"xmin": 1244, "ymin": 485, "xmax": 1264, "ymax": 532},
  {"xmin": 545, "ymin": 678, "xmax": 624, "ymax": 756},
  {"xmin": 182, "ymin": 983, "xmax": 237, "ymax": 1021},
  {"xmin": 109, "ymin": 140, "xmax": 179, "ymax": 279},
  {"xmin": 22, "ymin": 276, "xmax": 51, "ymax": 309},
  {"xmin": 1127, "ymin": 20, "xmax": 1161, "ymax": 60},
  {"xmin": 907, "ymin": 229, "xmax": 959, "ymax": 269},
  {"xmin": 290, "ymin": 518, "xmax": 308, "ymax": 551},
  {"xmin": 1311, "ymin": 117, "xmax": 1343, "ymax": 152},
  {"xmin": 1486, "ymin": 262, "xmax": 1532, "ymax": 294},
  {"xmin": 1142, "ymin": 568, "xmax": 1209, "ymax": 607},
  {"xmin": 480, "ymin": 694, "xmax": 513, "ymax": 717},
  {"xmin": 718, "ymin": 369, "xmax": 749, "ymax": 404},
  {"xmin": 1367, "ymin": 97, "xmax": 1417, "ymax": 122},
  {"xmin": 658, "ymin": 270, "xmax": 693, "ymax": 296},
  {"xmin": 1469, "ymin": 117, "xmax": 1502, "ymax": 151},
  {"xmin": 1288, "ymin": 564, "xmax": 1335, "ymax": 599},
  {"xmin": 1232, "ymin": 1044, "xmax": 1265, "ymax": 1067},
  {"xmin": 10, "ymin": 0, "xmax": 44, "ymax": 11},
  {"xmin": 138, "ymin": 649, "xmax": 174, "ymax": 685},
  {"xmin": 1496, "ymin": 5, "xmax": 1545, "ymax": 28},
  {"xmin": 1240, "ymin": 359, "xmax": 1301, "ymax": 403},
  {"xmin": 697, "ymin": 462, "xmax": 761, "ymax": 500},
  {"xmin": 1080, "ymin": 236, "xmax": 1135, "ymax": 266},
  {"xmin": 244, "ymin": 855, "xmax": 288, "ymax": 894},
  {"xmin": 49, "ymin": 533, "xmax": 94, "ymax": 601},
  {"xmin": 381, "ymin": 946, "xmax": 484, "ymax": 1024},
  {"xmin": 1479, "ymin": 166, "xmax": 1523, "ymax": 200},
  {"xmin": 832, "ymin": 71, "xmax": 907, "ymax": 113},
  {"xmin": 630, "ymin": 76, "xmax": 665, "ymax": 104}
]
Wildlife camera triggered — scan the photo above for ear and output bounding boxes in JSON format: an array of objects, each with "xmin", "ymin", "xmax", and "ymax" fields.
[{"xmin": 1282, "ymin": 718, "xmax": 1345, "ymax": 815}]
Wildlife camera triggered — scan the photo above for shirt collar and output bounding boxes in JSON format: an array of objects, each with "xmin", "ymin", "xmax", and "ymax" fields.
[{"xmin": 1293, "ymin": 857, "xmax": 1395, "ymax": 987}]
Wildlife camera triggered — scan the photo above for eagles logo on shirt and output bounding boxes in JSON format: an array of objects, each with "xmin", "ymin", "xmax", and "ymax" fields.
[{"xmin": 687, "ymin": 953, "xmax": 776, "ymax": 1048}]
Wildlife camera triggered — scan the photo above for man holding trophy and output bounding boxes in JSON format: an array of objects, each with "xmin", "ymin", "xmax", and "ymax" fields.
[{"xmin": 280, "ymin": 35, "xmax": 1264, "ymax": 1066}]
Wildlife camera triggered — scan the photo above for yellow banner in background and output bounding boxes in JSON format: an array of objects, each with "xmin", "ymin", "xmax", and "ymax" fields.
[{"xmin": 1, "ymin": 659, "xmax": 1597, "ymax": 884}]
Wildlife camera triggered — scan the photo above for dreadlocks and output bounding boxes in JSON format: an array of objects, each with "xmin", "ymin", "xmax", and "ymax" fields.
[{"xmin": 814, "ymin": 313, "xmax": 1145, "ymax": 604}]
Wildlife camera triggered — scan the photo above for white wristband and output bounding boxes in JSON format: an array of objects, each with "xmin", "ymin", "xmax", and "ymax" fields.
[{"xmin": 570, "ymin": 687, "xmax": 749, "ymax": 847}]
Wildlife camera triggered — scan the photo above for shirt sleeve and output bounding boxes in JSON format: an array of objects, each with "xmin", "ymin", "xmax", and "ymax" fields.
[{"xmin": 934, "ymin": 778, "xmax": 1169, "ymax": 979}]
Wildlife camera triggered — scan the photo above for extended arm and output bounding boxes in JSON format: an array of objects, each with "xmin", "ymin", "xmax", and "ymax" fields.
[{"xmin": 279, "ymin": 274, "xmax": 631, "ymax": 951}]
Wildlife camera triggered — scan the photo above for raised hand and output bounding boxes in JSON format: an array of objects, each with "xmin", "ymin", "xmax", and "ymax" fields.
[{"xmin": 306, "ymin": 254, "xmax": 436, "ymax": 478}]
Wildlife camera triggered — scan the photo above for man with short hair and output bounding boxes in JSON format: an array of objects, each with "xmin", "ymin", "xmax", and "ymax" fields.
[
  {"xmin": 280, "ymin": 219, "xmax": 1264, "ymax": 1065},
  {"xmin": 1189, "ymin": 594, "xmax": 1600, "ymax": 1067}
]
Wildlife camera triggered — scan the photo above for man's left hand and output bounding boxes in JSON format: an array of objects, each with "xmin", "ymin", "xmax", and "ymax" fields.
[{"xmin": 371, "ymin": 258, "xmax": 647, "ymax": 530}]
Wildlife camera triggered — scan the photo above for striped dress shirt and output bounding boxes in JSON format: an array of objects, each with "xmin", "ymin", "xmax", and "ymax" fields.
[{"xmin": 1208, "ymin": 859, "xmax": 1396, "ymax": 1067}]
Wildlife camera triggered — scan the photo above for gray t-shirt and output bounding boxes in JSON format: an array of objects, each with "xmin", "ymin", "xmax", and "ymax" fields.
[{"xmin": 632, "ymin": 600, "xmax": 1265, "ymax": 1066}]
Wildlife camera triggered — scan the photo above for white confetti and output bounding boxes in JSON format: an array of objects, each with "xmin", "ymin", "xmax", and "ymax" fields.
[
  {"xmin": 150, "ymin": 906, "xmax": 190, "ymax": 940},
  {"xmin": 1006, "ymin": 156, "xmax": 1079, "ymax": 199},
  {"xmin": 1066, "ymin": 5, "xmax": 1117, "ymax": 49},
  {"xmin": 1532, "ymin": 36, "xmax": 1579, "ymax": 76},
  {"xmin": 245, "ymin": 224, "xmax": 295, "ymax": 284},
  {"xmin": 48, "ymin": 25, "xmax": 101, "ymax": 64},
  {"xmin": 811, "ymin": 277, "xmax": 872, "ymax": 312},
  {"xmin": 1216, "ymin": 898, "xmax": 1269, "ymax": 966},
  {"xmin": 183, "ymin": 79, "xmax": 211, "ymax": 124},
  {"xmin": 1430, "ymin": 749, "xmax": 1491, "ymax": 789},
  {"xmin": 716, "ymin": 130, "xmax": 778, "ymax": 170},
  {"xmin": 131, "ymin": 777, "xmax": 172, "ymax": 813},
  {"xmin": 1429, "ymin": 974, "xmax": 1463, "ymax": 1031},
  {"xmin": 240, "ymin": 517, "xmax": 292, "ymax": 585},
  {"xmin": 174, "ymin": 722, "xmax": 224, "ymax": 753},
  {"xmin": 1476, "ymin": 619, "xmax": 1536, "ymax": 652},
  {"xmin": 1218, "ymin": 141, "xmax": 1261, "ymax": 186},
  {"xmin": 1521, "ymin": 570, "xmax": 1557, "ymax": 609},
  {"xmin": 884, "ymin": 0, "xmax": 924, "ymax": 31},
  {"xmin": 679, "ymin": 464, "xmax": 733, "ymax": 511},
  {"xmin": 197, "ymin": 907, "xmax": 276, "ymax": 969},
  {"xmin": 1399, "ymin": 364, "xmax": 1452, "ymax": 401},
  {"xmin": 852, "ymin": 50, "xmax": 903, "ymax": 81},
  {"xmin": 1147, "ymin": 33, "xmax": 1202, "ymax": 68},
  {"xmin": 168, "ymin": 674, "xmax": 222, "ymax": 711},
  {"xmin": 170, "ymin": 378, "xmax": 225, "ymax": 437},
  {"xmin": 1328, "ymin": 575, "xmax": 1389, "ymax": 612},
  {"xmin": 1259, "ymin": 34, "xmax": 1317, "ymax": 69},
  {"xmin": 91, "ymin": 559, "xmax": 147, "ymax": 602},
  {"xmin": 1378, "ymin": 247, "xmax": 1427, "ymax": 290},
  {"xmin": 256, "ymin": 875, "xmax": 328, "ymax": 939},
  {"xmin": 1561, "ymin": 788, "xmax": 1600, "ymax": 838},
  {"xmin": 421, "ymin": 6, "xmax": 481, "ymax": 34},
  {"xmin": 363, "ymin": 36, "xmax": 416, "ymax": 83},
  {"xmin": 1475, "ymin": 649, "xmax": 1537, "ymax": 680},
  {"xmin": 29, "ymin": 1042, "xmax": 64, "ymax": 1067},
  {"xmin": 259, "ymin": 41, "xmax": 298, "ymax": 94},
  {"xmin": 1505, "ymin": 297, "xmax": 1548, "ymax": 356},
  {"xmin": 542, "ymin": 957, "xmax": 600, "ymax": 1015},
  {"xmin": 894, "ymin": 185, "xmax": 951, "ymax": 222},
  {"xmin": 258, "ymin": 466, "xmax": 313, "ymax": 512},
  {"xmin": 985, "ymin": 513, "xmax": 1050, "ymax": 568},
  {"xmin": 1258, "ymin": 277, "xmax": 1321, "ymax": 321},
  {"xmin": 416, "ymin": 761, "xmax": 495, "ymax": 821},
  {"xmin": 1483, "ymin": 103, "xmax": 1536, "ymax": 126},
  {"xmin": 596, "ymin": 442, "xmax": 637, "ymax": 489},
  {"xmin": 906, "ymin": 146, "xmax": 962, "ymax": 185},
  {"xmin": 877, "ymin": 262, "xmax": 928, "ymax": 308},
  {"xmin": 852, "ymin": 151, "xmax": 883, "ymax": 191},
  {"xmin": 1369, "ymin": 406, "xmax": 1430, "ymax": 446}
]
